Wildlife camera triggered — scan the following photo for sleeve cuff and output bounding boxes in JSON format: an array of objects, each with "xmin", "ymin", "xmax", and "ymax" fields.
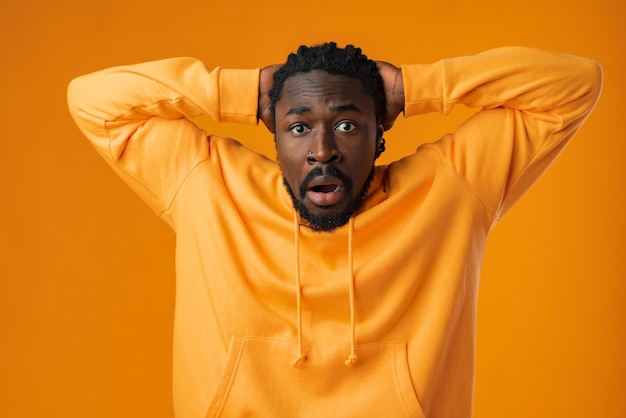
[
  {"xmin": 217, "ymin": 68, "xmax": 261, "ymax": 124},
  {"xmin": 401, "ymin": 62, "xmax": 445, "ymax": 117}
]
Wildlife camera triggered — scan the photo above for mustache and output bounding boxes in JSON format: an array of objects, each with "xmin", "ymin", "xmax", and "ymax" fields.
[{"xmin": 298, "ymin": 166, "xmax": 353, "ymax": 199}]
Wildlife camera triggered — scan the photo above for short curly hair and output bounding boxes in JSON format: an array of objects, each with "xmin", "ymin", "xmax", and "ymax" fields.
[{"xmin": 269, "ymin": 42, "xmax": 385, "ymax": 124}]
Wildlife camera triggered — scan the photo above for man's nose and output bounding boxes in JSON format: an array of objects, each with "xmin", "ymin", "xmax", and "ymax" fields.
[{"xmin": 307, "ymin": 129, "xmax": 341, "ymax": 164}]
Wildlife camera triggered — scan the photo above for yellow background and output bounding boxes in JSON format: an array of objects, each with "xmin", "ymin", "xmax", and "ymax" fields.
[{"xmin": 1, "ymin": 0, "xmax": 623, "ymax": 416}]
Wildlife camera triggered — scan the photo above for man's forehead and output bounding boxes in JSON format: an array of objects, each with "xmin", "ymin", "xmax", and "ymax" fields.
[
  {"xmin": 277, "ymin": 71, "xmax": 371, "ymax": 110},
  {"xmin": 281, "ymin": 70, "xmax": 362, "ymax": 92}
]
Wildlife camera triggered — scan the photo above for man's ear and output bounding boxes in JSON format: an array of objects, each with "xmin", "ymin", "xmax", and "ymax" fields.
[
  {"xmin": 376, "ymin": 124, "xmax": 384, "ymax": 142},
  {"xmin": 375, "ymin": 124, "xmax": 386, "ymax": 159}
]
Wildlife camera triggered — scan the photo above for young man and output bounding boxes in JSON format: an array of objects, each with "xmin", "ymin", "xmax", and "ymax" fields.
[{"xmin": 67, "ymin": 43, "xmax": 602, "ymax": 417}]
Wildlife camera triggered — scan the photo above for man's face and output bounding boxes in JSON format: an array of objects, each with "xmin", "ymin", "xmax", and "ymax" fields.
[{"xmin": 275, "ymin": 70, "xmax": 383, "ymax": 232}]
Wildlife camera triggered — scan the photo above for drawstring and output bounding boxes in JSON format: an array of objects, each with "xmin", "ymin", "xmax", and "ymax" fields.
[
  {"xmin": 290, "ymin": 213, "xmax": 358, "ymax": 368},
  {"xmin": 344, "ymin": 216, "xmax": 358, "ymax": 367},
  {"xmin": 291, "ymin": 213, "xmax": 307, "ymax": 367}
]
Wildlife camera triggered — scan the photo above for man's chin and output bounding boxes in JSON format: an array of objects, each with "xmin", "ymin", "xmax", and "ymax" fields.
[
  {"xmin": 296, "ymin": 200, "xmax": 353, "ymax": 232},
  {"xmin": 302, "ymin": 199, "xmax": 349, "ymax": 216}
]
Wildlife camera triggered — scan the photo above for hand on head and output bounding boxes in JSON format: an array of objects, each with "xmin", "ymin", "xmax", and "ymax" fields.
[
  {"xmin": 258, "ymin": 64, "xmax": 281, "ymax": 133},
  {"xmin": 375, "ymin": 61, "xmax": 404, "ymax": 131}
]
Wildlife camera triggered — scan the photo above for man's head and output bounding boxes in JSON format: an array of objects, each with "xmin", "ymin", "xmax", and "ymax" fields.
[
  {"xmin": 269, "ymin": 42, "xmax": 386, "ymax": 232},
  {"xmin": 269, "ymin": 42, "xmax": 386, "ymax": 126}
]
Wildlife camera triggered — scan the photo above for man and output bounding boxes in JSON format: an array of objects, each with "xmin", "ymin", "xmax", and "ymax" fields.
[{"xmin": 68, "ymin": 43, "xmax": 602, "ymax": 417}]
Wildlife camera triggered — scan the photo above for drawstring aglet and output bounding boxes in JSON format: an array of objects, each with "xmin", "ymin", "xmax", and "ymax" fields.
[
  {"xmin": 291, "ymin": 353, "xmax": 307, "ymax": 368},
  {"xmin": 344, "ymin": 354, "xmax": 358, "ymax": 367}
]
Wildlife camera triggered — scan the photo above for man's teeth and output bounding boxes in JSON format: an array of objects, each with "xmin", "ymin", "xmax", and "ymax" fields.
[{"xmin": 311, "ymin": 184, "xmax": 341, "ymax": 193}]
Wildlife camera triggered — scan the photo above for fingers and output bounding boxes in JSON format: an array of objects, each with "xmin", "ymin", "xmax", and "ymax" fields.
[
  {"xmin": 258, "ymin": 65, "xmax": 281, "ymax": 133},
  {"xmin": 376, "ymin": 61, "xmax": 404, "ymax": 131}
]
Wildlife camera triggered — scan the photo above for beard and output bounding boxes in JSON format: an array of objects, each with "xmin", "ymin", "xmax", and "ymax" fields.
[{"xmin": 283, "ymin": 165, "xmax": 375, "ymax": 232}]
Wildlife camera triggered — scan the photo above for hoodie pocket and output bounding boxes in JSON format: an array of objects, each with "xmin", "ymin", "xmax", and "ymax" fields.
[{"xmin": 205, "ymin": 336, "xmax": 425, "ymax": 418}]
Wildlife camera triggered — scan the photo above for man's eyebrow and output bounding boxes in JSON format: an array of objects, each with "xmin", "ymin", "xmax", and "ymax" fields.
[{"xmin": 285, "ymin": 107, "xmax": 310, "ymax": 116}]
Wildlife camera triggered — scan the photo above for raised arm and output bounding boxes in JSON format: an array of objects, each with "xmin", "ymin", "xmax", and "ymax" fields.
[
  {"xmin": 397, "ymin": 47, "xmax": 602, "ymax": 218},
  {"xmin": 67, "ymin": 58, "xmax": 259, "ymax": 214},
  {"xmin": 402, "ymin": 46, "xmax": 602, "ymax": 119}
]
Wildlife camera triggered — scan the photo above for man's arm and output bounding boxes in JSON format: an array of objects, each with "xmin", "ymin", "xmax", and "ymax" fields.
[
  {"xmin": 401, "ymin": 46, "xmax": 602, "ymax": 117},
  {"xmin": 397, "ymin": 47, "xmax": 602, "ymax": 218},
  {"xmin": 67, "ymin": 58, "xmax": 260, "ymax": 215}
]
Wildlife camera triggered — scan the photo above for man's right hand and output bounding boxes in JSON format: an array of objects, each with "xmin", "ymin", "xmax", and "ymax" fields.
[{"xmin": 258, "ymin": 64, "xmax": 281, "ymax": 133}]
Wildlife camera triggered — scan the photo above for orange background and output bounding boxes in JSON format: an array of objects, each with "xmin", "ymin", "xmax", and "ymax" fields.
[{"xmin": 1, "ymin": 0, "xmax": 624, "ymax": 417}]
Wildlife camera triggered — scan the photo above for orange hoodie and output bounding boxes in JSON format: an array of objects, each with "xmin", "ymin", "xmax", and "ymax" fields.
[{"xmin": 67, "ymin": 47, "xmax": 602, "ymax": 418}]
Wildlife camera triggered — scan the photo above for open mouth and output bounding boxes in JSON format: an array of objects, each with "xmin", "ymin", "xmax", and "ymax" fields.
[
  {"xmin": 309, "ymin": 184, "xmax": 342, "ymax": 193},
  {"xmin": 306, "ymin": 180, "xmax": 345, "ymax": 207},
  {"xmin": 296, "ymin": 166, "xmax": 353, "ymax": 209}
]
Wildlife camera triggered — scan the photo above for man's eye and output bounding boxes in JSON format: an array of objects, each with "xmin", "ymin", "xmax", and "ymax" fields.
[
  {"xmin": 335, "ymin": 121, "xmax": 356, "ymax": 132},
  {"xmin": 289, "ymin": 124, "xmax": 309, "ymax": 135}
]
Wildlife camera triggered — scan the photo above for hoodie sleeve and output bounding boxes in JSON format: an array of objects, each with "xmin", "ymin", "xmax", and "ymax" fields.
[
  {"xmin": 67, "ymin": 57, "xmax": 260, "ymax": 216},
  {"xmin": 401, "ymin": 47, "xmax": 603, "ymax": 219}
]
